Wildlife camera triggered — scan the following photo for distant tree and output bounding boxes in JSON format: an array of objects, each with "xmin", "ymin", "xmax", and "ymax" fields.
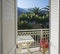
[
  {"xmin": 28, "ymin": 7, "xmax": 41, "ymax": 15},
  {"xmin": 41, "ymin": 6, "xmax": 49, "ymax": 17}
]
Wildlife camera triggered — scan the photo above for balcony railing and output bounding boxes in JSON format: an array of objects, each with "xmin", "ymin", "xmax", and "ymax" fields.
[{"xmin": 17, "ymin": 29, "xmax": 49, "ymax": 47}]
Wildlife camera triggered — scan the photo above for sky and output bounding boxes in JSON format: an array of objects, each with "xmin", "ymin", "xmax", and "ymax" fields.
[{"xmin": 17, "ymin": 0, "xmax": 49, "ymax": 9}]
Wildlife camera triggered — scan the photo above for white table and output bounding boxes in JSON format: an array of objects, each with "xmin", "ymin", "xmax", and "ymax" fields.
[{"xmin": 16, "ymin": 35, "xmax": 34, "ymax": 54}]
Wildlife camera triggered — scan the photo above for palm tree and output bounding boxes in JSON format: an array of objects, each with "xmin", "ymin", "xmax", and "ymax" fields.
[
  {"xmin": 28, "ymin": 7, "xmax": 41, "ymax": 15},
  {"xmin": 41, "ymin": 6, "xmax": 49, "ymax": 28},
  {"xmin": 41, "ymin": 6, "xmax": 49, "ymax": 17}
]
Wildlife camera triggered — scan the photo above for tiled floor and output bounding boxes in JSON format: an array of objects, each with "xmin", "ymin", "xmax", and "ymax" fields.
[
  {"xmin": 22, "ymin": 51, "xmax": 42, "ymax": 54},
  {"xmin": 22, "ymin": 51, "xmax": 48, "ymax": 54},
  {"xmin": 17, "ymin": 47, "xmax": 48, "ymax": 54}
]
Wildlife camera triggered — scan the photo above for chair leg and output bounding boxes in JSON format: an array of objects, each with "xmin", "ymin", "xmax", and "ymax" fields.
[
  {"xmin": 26, "ymin": 43, "xmax": 31, "ymax": 54},
  {"xmin": 19, "ymin": 44, "xmax": 22, "ymax": 54},
  {"xmin": 40, "ymin": 47, "xmax": 46, "ymax": 54}
]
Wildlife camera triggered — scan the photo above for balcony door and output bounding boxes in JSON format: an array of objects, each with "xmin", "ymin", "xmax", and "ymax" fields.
[{"xmin": 1, "ymin": 0, "xmax": 17, "ymax": 54}]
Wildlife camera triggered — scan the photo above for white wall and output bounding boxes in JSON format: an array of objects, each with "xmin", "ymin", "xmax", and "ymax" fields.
[
  {"xmin": 2, "ymin": 0, "xmax": 16, "ymax": 54},
  {"xmin": 0, "ymin": 0, "xmax": 1, "ymax": 54},
  {"xmin": 50, "ymin": 0, "xmax": 59, "ymax": 54}
]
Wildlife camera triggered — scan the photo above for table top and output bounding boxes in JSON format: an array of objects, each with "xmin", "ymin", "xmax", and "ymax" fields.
[{"xmin": 17, "ymin": 35, "xmax": 34, "ymax": 44}]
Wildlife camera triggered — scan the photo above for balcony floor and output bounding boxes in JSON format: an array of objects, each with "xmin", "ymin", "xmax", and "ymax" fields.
[{"xmin": 17, "ymin": 47, "xmax": 48, "ymax": 54}]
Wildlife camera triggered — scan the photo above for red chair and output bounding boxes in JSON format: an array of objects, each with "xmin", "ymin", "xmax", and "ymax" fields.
[{"xmin": 40, "ymin": 39, "xmax": 49, "ymax": 53}]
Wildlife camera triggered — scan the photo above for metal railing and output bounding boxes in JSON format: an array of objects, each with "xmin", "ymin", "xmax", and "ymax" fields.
[{"xmin": 17, "ymin": 29, "xmax": 49, "ymax": 47}]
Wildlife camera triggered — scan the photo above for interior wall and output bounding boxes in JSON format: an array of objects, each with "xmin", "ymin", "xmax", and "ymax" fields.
[
  {"xmin": 0, "ymin": 0, "xmax": 1, "ymax": 54},
  {"xmin": 2, "ymin": 0, "xmax": 16, "ymax": 54}
]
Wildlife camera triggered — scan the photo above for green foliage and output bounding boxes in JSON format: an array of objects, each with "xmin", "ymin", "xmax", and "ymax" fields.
[
  {"xmin": 18, "ymin": 6, "xmax": 49, "ymax": 29},
  {"xmin": 18, "ymin": 21, "xmax": 33, "ymax": 30}
]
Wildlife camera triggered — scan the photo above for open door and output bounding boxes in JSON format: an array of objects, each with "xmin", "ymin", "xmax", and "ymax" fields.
[{"xmin": 1, "ymin": 0, "xmax": 17, "ymax": 54}]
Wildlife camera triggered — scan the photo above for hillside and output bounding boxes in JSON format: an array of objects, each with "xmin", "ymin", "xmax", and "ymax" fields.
[{"xmin": 17, "ymin": 7, "xmax": 28, "ymax": 16}]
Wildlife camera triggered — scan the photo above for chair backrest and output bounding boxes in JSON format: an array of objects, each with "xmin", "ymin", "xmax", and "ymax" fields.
[{"xmin": 40, "ymin": 39, "xmax": 49, "ymax": 48}]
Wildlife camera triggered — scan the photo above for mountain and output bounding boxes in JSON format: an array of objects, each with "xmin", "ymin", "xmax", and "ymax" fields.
[{"xmin": 17, "ymin": 7, "xmax": 28, "ymax": 16}]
